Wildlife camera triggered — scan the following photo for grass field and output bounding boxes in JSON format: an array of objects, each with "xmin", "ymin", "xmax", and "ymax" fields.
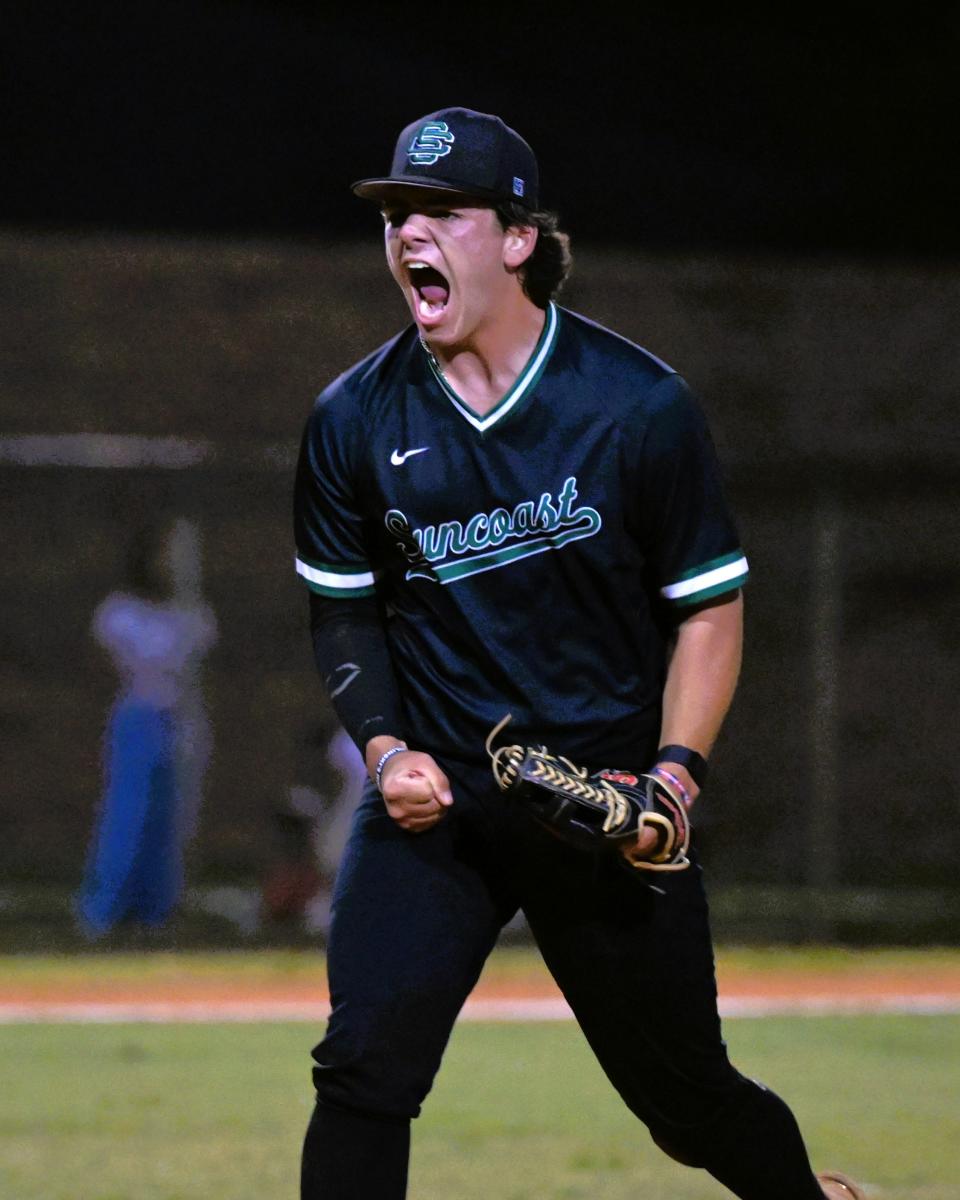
[
  {"xmin": 1, "ymin": 948, "xmax": 959, "ymax": 1199},
  {"xmin": 5, "ymin": 941, "xmax": 960, "ymax": 990}
]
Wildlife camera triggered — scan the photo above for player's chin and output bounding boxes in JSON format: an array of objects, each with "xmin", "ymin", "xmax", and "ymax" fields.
[{"xmin": 414, "ymin": 311, "xmax": 452, "ymax": 340}]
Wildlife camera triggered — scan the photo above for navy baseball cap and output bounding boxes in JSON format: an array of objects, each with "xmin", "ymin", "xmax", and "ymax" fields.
[{"xmin": 352, "ymin": 107, "xmax": 539, "ymax": 208}]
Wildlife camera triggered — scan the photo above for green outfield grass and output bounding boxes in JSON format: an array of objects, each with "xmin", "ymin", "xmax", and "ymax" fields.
[
  {"xmin": 3, "ymin": 941, "xmax": 960, "ymax": 987},
  {"xmin": 0, "ymin": 1013, "xmax": 957, "ymax": 1200}
]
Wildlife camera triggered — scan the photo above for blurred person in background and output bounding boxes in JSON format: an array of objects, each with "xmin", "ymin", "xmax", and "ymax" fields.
[
  {"xmin": 75, "ymin": 518, "xmax": 217, "ymax": 938},
  {"xmin": 262, "ymin": 722, "xmax": 368, "ymax": 936}
]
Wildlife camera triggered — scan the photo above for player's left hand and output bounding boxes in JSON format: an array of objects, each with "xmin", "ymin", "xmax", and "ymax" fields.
[
  {"xmin": 621, "ymin": 760, "xmax": 698, "ymax": 864},
  {"xmin": 486, "ymin": 718, "xmax": 692, "ymax": 871}
]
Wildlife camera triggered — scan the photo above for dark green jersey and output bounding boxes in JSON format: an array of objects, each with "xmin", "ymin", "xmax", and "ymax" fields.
[{"xmin": 294, "ymin": 303, "xmax": 747, "ymax": 766}]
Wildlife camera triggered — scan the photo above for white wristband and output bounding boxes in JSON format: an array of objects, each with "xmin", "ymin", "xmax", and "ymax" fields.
[{"xmin": 375, "ymin": 744, "xmax": 409, "ymax": 792}]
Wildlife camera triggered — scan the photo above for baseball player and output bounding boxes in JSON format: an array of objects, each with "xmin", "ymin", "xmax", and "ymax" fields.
[{"xmin": 293, "ymin": 107, "xmax": 864, "ymax": 1200}]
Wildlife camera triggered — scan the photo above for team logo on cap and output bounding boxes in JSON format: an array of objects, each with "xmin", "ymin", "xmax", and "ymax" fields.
[{"xmin": 407, "ymin": 121, "xmax": 455, "ymax": 166}]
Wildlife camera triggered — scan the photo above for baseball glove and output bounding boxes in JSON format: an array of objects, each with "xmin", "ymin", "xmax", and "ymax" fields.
[{"xmin": 485, "ymin": 715, "xmax": 691, "ymax": 872}]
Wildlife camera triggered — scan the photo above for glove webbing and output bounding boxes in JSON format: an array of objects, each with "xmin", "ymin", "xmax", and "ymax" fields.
[
  {"xmin": 485, "ymin": 715, "xmax": 631, "ymax": 835},
  {"xmin": 527, "ymin": 756, "xmax": 631, "ymax": 834}
]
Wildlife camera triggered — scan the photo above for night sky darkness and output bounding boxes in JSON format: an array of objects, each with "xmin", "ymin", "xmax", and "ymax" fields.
[{"xmin": 6, "ymin": 3, "xmax": 958, "ymax": 256}]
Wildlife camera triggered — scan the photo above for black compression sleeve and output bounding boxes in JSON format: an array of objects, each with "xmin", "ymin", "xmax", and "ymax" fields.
[{"xmin": 308, "ymin": 591, "xmax": 407, "ymax": 754}]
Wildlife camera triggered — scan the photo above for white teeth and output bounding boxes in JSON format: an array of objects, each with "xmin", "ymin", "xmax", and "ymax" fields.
[{"xmin": 418, "ymin": 296, "xmax": 443, "ymax": 318}]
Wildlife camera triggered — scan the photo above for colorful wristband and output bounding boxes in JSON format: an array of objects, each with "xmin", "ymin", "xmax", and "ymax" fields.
[
  {"xmin": 650, "ymin": 765, "xmax": 692, "ymax": 809},
  {"xmin": 655, "ymin": 744, "xmax": 708, "ymax": 790},
  {"xmin": 375, "ymin": 744, "xmax": 409, "ymax": 792}
]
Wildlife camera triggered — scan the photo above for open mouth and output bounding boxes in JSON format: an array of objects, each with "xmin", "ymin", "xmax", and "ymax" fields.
[{"xmin": 408, "ymin": 263, "xmax": 450, "ymax": 321}]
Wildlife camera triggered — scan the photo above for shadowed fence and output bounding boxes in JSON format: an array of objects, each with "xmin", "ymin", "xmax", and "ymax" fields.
[{"xmin": 1, "ymin": 230, "xmax": 956, "ymax": 945}]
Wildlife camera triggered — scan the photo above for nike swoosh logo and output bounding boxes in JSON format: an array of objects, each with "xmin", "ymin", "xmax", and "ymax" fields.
[
  {"xmin": 390, "ymin": 447, "xmax": 429, "ymax": 466},
  {"xmin": 328, "ymin": 662, "xmax": 361, "ymax": 698}
]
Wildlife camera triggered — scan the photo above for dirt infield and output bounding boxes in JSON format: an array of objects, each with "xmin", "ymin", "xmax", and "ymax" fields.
[{"xmin": 3, "ymin": 952, "xmax": 960, "ymax": 1021}]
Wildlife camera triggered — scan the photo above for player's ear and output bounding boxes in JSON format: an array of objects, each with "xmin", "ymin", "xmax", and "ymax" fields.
[{"xmin": 502, "ymin": 223, "xmax": 538, "ymax": 271}]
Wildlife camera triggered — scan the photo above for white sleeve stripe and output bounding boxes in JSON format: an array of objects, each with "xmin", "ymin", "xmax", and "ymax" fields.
[
  {"xmin": 295, "ymin": 558, "xmax": 376, "ymax": 590},
  {"xmin": 661, "ymin": 556, "xmax": 749, "ymax": 600}
]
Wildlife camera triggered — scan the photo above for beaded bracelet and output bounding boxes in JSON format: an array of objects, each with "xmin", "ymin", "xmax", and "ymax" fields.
[
  {"xmin": 651, "ymin": 765, "xmax": 692, "ymax": 809},
  {"xmin": 375, "ymin": 744, "xmax": 409, "ymax": 792}
]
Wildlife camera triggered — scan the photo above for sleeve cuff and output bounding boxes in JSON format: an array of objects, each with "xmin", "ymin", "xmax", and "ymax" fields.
[
  {"xmin": 295, "ymin": 555, "xmax": 378, "ymax": 598},
  {"xmin": 660, "ymin": 552, "xmax": 749, "ymax": 608}
]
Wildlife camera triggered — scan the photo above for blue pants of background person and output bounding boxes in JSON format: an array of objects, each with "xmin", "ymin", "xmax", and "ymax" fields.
[
  {"xmin": 76, "ymin": 699, "xmax": 182, "ymax": 937},
  {"xmin": 300, "ymin": 758, "xmax": 825, "ymax": 1200}
]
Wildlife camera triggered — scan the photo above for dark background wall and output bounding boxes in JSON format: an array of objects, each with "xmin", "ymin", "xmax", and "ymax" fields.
[
  {"xmin": 2, "ymin": 229, "xmax": 957, "ymax": 943},
  {"xmin": 2, "ymin": 6, "xmax": 958, "ymax": 943}
]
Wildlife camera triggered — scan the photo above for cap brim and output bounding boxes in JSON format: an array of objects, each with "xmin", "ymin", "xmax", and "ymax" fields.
[{"xmin": 351, "ymin": 176, "xmax": 515, "ymax": 204}]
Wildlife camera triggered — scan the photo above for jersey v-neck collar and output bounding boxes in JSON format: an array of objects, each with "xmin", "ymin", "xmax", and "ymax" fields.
[{"xmin": 420, "ymin": 301, "xmax": 559, "ymax": 434}]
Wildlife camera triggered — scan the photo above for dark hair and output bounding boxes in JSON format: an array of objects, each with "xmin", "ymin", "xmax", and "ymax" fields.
[{"xmin": 493, "ymin": 202, "xmax": 573, "ymax": 309}]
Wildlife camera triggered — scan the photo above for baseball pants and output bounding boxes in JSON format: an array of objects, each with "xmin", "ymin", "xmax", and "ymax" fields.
[{"xmin": 301, "ymin": 756, "xmax": 824, "ymax": 1200}]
